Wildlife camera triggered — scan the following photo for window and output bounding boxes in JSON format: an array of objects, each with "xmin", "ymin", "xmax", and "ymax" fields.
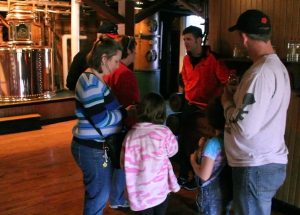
[{"xmin": 186, "ymin": 15, "xmax": 205, "ymax": 34}]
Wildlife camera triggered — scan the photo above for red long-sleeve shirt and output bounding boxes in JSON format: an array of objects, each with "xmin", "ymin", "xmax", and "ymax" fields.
[
  {"xmin": 181, "ymin": 52, "xmax": 230, "ymax": 108},
  {"xmin": 103, "ymin": 62, "xmax": 140, "ymax": 128}
]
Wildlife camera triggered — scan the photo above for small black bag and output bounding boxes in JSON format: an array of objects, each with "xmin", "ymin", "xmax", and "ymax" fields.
[
  {"xmin": 79, "ymin": 101, "xmax": 126, "ymax": 168},
  {"xmin": 105, "ymin": 132, "xmax": 126, "ymax": 169}
]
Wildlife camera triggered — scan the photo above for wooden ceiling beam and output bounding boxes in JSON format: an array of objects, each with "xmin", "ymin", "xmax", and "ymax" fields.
[
  {"xmin": 178, "ymin": 0, "xmax": 204, "ymax": 18},
  {"xmin": 134, "ymin": 0, "xmax": 171, "ymax": 23},
  {"xmin": 82, "ymin": 0, "xmax": 125, "ymax": 24}
]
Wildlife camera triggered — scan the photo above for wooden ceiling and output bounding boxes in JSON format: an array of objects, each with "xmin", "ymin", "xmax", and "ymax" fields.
[{"xmin": 81, "ymin": 0, "xmax": 206, "ymax": 23}]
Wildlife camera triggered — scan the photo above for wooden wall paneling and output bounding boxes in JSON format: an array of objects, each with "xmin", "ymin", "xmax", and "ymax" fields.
[
  {"xmin": 294, "ymin": 0, "xmax": 300, "ymax": 41},
  {"xmin": 296, "ymin": 155, "xmax": 300, "ymax": 207},
  {"xmin": 292, "ymin": 97, "xmax": 300, "ymax": 207},
  {"xmin": 276, "ymin": 93, "xmax": 300, "ymax": 206},
  {"xmin": 291, "ymin": 96, "xmax": 300, "ymax": 207},
  {"xmin": 239, "ymin": 0, "xmax": 248, "ymax": 14},
  {"xmin": 208, "ymin": 0, "xmax": 220, "ymax": 51},
  {"xmin": 271, "ymin": 0, "xmax": 286, "ymax": 58},
  {"xmin": 297, "ymin": 0, "xmax": 300, "ymax": 41},
  {"xmin": 250, "ymin": 0, "xmax": 257, "ymax": 8},
  {"xmin": 277, "ymin": 91, "xmax": 292, "ymax": 201},
  {"xmin": 220, "ymin": 0, "xmax": 232, "ymax": 55},
  {"xmin": 255, "ymin": 0, "xmax": 263, "ymax": 9},
  {"xmin": 290, "ymin": 0, "xmax": 299, "ymax": 41},
  {"xmin": 287, "ymin": 95, "xmax": 300, "ymax": 205},
  {"xmin": 285, "ymin": 0, "xmax": 294, "ymax": 52},
  {"xmin": 210, "ymin": 0, "xmax": 300, "ymax": 59},
  {"xmin": 228, "ymin": 0, "xmax": 242, "ymax": 54},
  {"xmin": 244, "ymin": 0, "xmax": 252, "ymax": 9},
  {"xmin": 261, "ymin": 0, "xmax": 272, "ymax": 18}
]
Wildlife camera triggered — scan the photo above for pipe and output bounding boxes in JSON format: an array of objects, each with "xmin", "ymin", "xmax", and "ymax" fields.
[
  {"xmin": 14, "ymin": 0, "xmax": 71, "ymax": 8},
  {"xmin": 62, "ymin": 34, "xmax": 87, "ymax": 89},
  {"xmin": 71, "ymin": 0, "xmax": 80, "ymax": 60}
]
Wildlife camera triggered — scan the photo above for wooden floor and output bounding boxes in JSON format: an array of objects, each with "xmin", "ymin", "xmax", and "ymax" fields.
[{"xmin": 0, "ymin": 120, "xmax": 286, "ymax": 215}]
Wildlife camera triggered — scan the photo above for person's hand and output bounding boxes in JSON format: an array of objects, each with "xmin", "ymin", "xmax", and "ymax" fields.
[
  {"xmin": 198, "ymin": 136, "xmax": 206, "ymax": 147},
  {"xmin": 190, "ymin": 152, "xmax": 197, "ymax": 165},
  {"xmin": 227, "ymin": 72, "xmax": 239, "ymax": 94},
  {"xmin": 221, "ymin": 86, "xmax": 233, "ymax": 107},
  {"xmin": 226, "ymin": 83, "xmax": 238, "ymax": 95},
  {"xmin": 125, "ymin": 104, "xmax": 137, "ymax": 118},
  {"xmin": 198, "ymin": 137, "xmax": 206, "ymax": 151}
]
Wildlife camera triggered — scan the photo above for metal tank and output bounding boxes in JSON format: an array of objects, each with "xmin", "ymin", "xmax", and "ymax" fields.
[
  {"xmin": 0, "ymin": 46, "xmax": 54, "ymax": 101},
  {"xmin": 134, "ymin": 12, "xmax": 160, "ymax": 97},
  {"xmin": 0, "ymin": 2, "xmax": 56, "ymax": 101}
]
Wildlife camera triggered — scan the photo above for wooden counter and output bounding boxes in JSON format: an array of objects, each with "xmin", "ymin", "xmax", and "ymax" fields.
[{"xmin": 0, "ymin": 90, "xmax": 76, "ymax": 124}]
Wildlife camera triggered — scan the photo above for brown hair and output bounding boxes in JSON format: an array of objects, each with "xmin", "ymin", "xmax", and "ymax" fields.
[
  {"xmin": 86, "ymin": 37, "xmax": 123, "ymax": 71},
  {"xmin": 137, "ymin": 92, "xmax": 166, "ymax": 124}
]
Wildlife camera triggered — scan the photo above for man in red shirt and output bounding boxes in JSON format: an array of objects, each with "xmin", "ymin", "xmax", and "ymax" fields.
[{"xmin": 177, "ymin": 25, "xmax": 231, "ymax": 190}]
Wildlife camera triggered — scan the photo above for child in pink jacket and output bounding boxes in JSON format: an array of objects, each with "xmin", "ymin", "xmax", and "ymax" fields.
[{"xmin": 121, "ymin": 92, "xmax": 180, "ymax": 215}]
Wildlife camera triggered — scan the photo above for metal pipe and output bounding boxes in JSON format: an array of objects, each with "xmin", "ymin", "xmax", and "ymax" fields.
[
  {"xmin": 71, "ymin": 0, "xmax": 80, "ymax": 60},
  {"xmin": 62, "ymin": 34, "xmax": 87, "ymax": 89},
  {"xmin": 9, "ymin": 0, "xmax": 71, "ymax": 8},
  {"xmin": 34, "ymin": 8, "xmax": 71, "ymax": 15}
]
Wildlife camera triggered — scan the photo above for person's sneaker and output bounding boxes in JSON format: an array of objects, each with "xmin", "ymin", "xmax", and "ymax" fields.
[
  {"xmin": 182, "ymin": 179, "xmax": 197, "ymax": 191},
  {"xmin": 109, "ymin": 201, "xmax": 130, "ymax": 209},
  {"xmin": 177, "ymin": 177, "xmax": 188, "ymax": 186}
]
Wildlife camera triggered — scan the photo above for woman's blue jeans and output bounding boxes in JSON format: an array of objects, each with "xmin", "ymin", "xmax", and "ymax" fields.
[
  {"xmin": 232, "ymin": 163, "xmax": 287, "ymax": 215},
  {"xmin": 71, "ymin": 141, "xmax": 126, "ymax": 215}
]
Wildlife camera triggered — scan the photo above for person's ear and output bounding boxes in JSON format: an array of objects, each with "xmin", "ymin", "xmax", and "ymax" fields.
[
  {"xmin": 197, "ymin": 37, "xmax": 202, "ymax": 44},
  {"xmin": 239, "ymin": 32, "xmax": 248, "ymax": 47},
  {"xmin": 100, "ymin": 54, "xmax": 107, "ymax": 65}
]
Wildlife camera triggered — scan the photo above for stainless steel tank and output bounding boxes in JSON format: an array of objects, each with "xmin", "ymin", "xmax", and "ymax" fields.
[{"xmin": 0, "ymin": 46, "xmax": 55, "ymax": 101}]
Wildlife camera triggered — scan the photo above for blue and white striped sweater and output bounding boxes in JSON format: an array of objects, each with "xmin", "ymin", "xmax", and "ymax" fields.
[{"xmin": 73, "ymin": 72, "xmax": 123, "ymax": 141}]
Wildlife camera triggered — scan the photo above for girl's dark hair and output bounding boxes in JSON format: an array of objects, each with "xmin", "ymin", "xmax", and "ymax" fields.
[
  {"xmin": 137, "ymin": 92, "xmax": 166, "ymax": 124},
  {"xmin": 115, "ymin": 35, "xmax": 136, "ymax": 59},
  {"xmin": 206, "ymin": 96, "xmax": 225, "ymax": 130},
  {"xmin": 86, "ymin": 37, "xmax": 123, "ymax": 71}
]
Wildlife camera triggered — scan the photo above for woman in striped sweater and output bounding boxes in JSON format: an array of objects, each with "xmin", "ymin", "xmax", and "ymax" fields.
[{"xmin": 71, "ymin": 37, "xmax": 135, "ymax": 215}]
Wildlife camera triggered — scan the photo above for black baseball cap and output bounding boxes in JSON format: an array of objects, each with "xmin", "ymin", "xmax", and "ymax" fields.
[
  {"xmin": 98, "ymin": 21, "xmax": 118, "ymax": 38},
  {"xmin": 228, "ymin": 9, "xmax": 271, "ymax": 34}
]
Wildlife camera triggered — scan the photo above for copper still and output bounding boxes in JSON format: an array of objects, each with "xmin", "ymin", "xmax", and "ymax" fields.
[
  {"xmin": 135, "ymin": 12, "xmax": 160, "ymax": 71},
  {"xmin": 0, "ymin": 3, "xmax": 55, "ymax": 101},
  {"xmin": 6, "ymin": 3, "xmax": 35, "ymax": 45}
]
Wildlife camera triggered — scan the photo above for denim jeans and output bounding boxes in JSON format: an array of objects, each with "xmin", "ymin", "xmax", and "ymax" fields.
[
  {"xmin": 232, "ymin": 163, "xmax": 287, "ymax": 215},
  {"xmin": 71, "ymin": 140, "xmax": 126, "ymax": 215},
  {"xmin": 196, "ymin": 177, "xmax": 228, "ymax": 215},
  {"xmin": 109, "ymin": 168, "xmax": 127, "ymax": 206}
]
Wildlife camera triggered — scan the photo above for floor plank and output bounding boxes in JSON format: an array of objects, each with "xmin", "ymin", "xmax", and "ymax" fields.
[{"xmin": 0, "ymin": 120, "xmax": 285, "ymax": 215}]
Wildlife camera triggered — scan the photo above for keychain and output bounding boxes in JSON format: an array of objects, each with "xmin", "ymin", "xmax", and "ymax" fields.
[{"xmin": 102, "ymin": 146, "xmax": 109, "ymax": 168}]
